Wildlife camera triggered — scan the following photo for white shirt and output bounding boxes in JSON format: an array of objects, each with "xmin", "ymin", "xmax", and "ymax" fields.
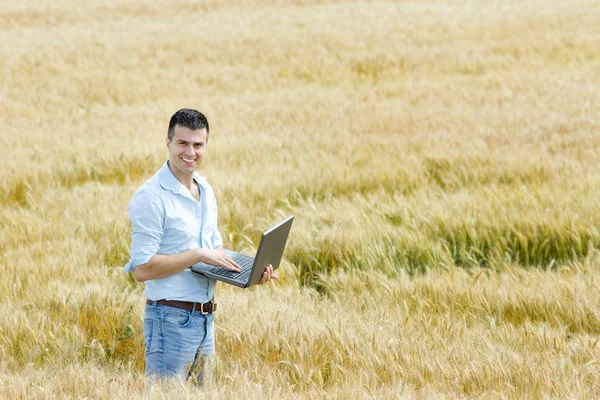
[{"xmin": 123, "ymin": 161, "xmax": 222, "ymax": 302}]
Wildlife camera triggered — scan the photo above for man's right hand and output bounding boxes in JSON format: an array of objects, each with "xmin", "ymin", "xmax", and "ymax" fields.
[
  {"xmin": 200, "ymin": 248, "xmax": 241, "ymax": 272},
  {"xmin": 132, "ymin": 248, "xmax": 241, "ymax": 282}
]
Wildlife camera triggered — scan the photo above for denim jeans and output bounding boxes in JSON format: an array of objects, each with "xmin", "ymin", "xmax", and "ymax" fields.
[{"xmin": 143, "ymin": 301, "xmax": 215, "ymax": 386}]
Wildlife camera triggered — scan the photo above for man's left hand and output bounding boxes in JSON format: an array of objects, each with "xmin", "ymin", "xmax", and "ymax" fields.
[{"xmin": 257, "ymin": 264, "xmax": 278, "ymax": 285}]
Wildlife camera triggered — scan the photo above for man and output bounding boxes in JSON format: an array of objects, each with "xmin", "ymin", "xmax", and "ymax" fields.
[{"xmin": 123, "ymin": 109, "xmax": 277, "ymax": 385}]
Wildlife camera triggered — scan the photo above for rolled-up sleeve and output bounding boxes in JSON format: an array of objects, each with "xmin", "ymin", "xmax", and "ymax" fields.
[{"xmin": 123, "ymin": 189, "xmax": 164, "ymax": 273}]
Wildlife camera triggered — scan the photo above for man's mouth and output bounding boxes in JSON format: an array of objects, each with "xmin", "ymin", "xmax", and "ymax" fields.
[{"xmin": 181, "ymin": 157, "xmax": 196, "ymax": 163}]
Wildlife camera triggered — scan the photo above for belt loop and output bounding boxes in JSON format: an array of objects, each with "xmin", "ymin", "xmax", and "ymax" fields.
[{"xmin": 191, "ymin": 302, "xmax": 197, "ymax": 314}]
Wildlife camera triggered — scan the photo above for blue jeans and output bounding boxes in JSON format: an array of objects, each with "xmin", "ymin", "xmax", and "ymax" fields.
[{"xmin": 143, "ymin": 301, "xmax": 215, "ymax": 385}]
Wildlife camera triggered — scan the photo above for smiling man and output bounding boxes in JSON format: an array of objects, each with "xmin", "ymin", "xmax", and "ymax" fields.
[{"xmin": 123, "ymin": 109, "xmax": 277, "ymax": 386}]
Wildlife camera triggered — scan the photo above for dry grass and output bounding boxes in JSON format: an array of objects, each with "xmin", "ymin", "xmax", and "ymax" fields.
[{"xmin": 1, "ymin": 0, "xmax": 600, "ymax": 398}]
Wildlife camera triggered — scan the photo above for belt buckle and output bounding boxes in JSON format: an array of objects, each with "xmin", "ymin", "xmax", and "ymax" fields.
[{"xmin": 198, "ymin": 302, "xmax": 208, "ymax": 315}]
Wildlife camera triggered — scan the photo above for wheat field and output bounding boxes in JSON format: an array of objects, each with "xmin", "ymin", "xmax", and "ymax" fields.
[{"xmin": 1, "ymin": 0, "xmax": 600, "ymax": 398}]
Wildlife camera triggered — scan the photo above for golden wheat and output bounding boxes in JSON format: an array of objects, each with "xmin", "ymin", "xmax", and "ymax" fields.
[{"xmin": 1, "ymin": 0, "xmax": 600, "ymax": 398}]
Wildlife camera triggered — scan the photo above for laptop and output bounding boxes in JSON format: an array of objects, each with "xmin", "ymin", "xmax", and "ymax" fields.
[{"xmin": 190, "ymin": 215, "xmax": 294, "ymax": 288}]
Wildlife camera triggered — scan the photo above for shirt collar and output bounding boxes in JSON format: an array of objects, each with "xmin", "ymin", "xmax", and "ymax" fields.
[{"xmin": 159, "ymin": 160, "xmax": 208, "ymax": 195}]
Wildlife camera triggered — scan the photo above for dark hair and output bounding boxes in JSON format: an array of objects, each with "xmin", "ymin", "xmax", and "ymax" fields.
[{"xmin": 167, "ymin": 109, "xmax": 210, "ymax": 141}]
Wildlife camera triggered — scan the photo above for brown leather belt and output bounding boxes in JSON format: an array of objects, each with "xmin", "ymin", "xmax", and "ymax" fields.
[{"xmin": 146, "ymin": 299, "xmax": 217, "ymax": 314}]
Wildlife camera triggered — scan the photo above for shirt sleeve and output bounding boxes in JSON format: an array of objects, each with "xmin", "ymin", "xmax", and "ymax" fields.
[{"xmin": 123, "ymin": 189, "xmax": 165, "ymax": 273}]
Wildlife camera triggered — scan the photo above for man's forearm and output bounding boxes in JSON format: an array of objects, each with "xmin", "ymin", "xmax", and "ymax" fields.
[{"xmin": 133, "ymin": 249, "xmax": 204, "ymax": 282}]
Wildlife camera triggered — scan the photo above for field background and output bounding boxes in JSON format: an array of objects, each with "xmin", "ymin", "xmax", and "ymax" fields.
[{"xmin": 1, "ymin": 0, "xmax": 600, "ymax": 398}]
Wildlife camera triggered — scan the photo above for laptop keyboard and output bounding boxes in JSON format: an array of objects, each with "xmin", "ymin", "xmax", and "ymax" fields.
[{"xmin": 209, "ymin": 253, "xmax": 254, "ymax": 278}]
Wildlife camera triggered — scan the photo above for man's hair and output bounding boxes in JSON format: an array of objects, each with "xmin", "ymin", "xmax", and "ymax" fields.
[{"xmin": 167, "ymin": 109, "xmax": 210, "ymax": 141}]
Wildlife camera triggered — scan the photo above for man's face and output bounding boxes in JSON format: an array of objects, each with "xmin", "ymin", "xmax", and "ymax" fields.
[{"xmin": 166, "ymin": 125, "xmax": 208, "ymax": 176}]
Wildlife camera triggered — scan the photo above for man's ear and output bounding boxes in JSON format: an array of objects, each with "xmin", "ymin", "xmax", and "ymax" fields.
[{"xmin": 165, "ymin": 137, "xmax": 171, "ymax": 149}]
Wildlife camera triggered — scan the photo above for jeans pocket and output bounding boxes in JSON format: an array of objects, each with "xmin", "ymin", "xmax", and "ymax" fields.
[
  {"xmin": 143, "ymin": 318, "xmax": 153, "ymax": 352},
  {"xmin": 162, "ymin": 307, "xmax": 192, "ymax": 327}
]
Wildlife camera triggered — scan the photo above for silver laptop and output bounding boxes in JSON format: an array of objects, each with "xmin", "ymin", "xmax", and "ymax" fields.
[{"xmin": 190, "ymin": 216, "xmax": 294, "ymax": 288}]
